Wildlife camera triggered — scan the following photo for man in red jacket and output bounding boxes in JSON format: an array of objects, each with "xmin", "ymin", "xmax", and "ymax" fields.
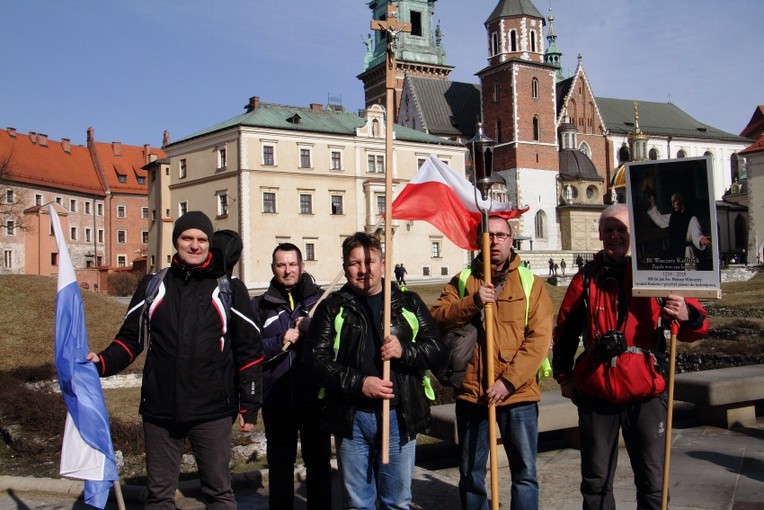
[{"xmin": 553, "ymin": 204, "xmax": 708, "ymax": 510}]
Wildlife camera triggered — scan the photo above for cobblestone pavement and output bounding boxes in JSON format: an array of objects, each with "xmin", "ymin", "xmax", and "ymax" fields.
[{"xmin": 1, "ymin": 417, "xmax": 763, "ymax": 509}]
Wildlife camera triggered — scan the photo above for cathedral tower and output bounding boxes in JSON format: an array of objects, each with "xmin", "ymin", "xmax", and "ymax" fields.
[
  {"xmin": 358, "ymin": 0, "xmax": 452, "ymax": 121},
  {"xmin": 478, "ymin": 0, "xmax": 561, "ymax": 249}
]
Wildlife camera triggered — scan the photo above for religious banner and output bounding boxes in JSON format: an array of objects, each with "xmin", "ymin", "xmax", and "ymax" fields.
[{"xmin": 625, "ymin": 156, "xmax": 721, "ymax": 298}]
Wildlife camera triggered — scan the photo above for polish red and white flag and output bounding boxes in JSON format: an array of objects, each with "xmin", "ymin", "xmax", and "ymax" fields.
[{"xmin": 392, "ymin": 156, "xmax": 527, "ymax": 250}]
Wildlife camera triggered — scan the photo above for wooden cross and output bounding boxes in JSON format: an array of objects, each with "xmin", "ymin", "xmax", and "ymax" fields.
[
  {"xmin": 371, "ymin": 2, "xmax": 411, "ymax": 87},
  {"xmin": 368, "ymin": 1, "xmax": 411, "ymax": 466}
]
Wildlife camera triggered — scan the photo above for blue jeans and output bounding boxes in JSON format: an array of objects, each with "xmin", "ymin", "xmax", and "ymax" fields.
[
  {"xmin": 456, "ymin": 400, "xmax": 539, "ymax": 510},
  {"xmin": 336, "ymin": 409, "xmax": 416, "ymax": 510}
]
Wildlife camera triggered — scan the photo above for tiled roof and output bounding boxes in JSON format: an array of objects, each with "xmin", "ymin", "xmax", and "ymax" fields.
[
  {"xmin": 89, "ymin": 140, "xmax": 164, "ymax": 195},
  {"xmin": 486, "ymin": 0, "xmax": 545, "ymax": 24},
  {"xmin": 0, "ymin": 129, "xmax": 103, "ymax": 195},
  {"xmin": 740, "ymin": 105, "xmax": 764, "ymax": 139},
  {"xmin": 740, "ymin": 134, "xmax": 764, "ymax": 156},
  {"xmin": 556, "ymin": 76, "xmax": 574, "ymax": 116},
  {"xmin": 169, "ymin": 102, "xmax": 461, "ymax": 147},
  {"xmin": 406, "ymin": 77, "xmax": 482, "ymax": 138},
  {"xmin": 596, "ymin": 98, "xmax": 751, "ymax": 143}
]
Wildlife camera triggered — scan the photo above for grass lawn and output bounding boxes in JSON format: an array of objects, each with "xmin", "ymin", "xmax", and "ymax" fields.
[{"xmin": 0, "ymin": 270, "xmax": 761, "ymax": 478}]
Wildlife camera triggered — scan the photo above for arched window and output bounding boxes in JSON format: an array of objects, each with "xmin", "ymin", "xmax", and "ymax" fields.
[
  {"xmin": 579, "ymin": 142, "xmax": 591, "ymax": 157},
  {"xmin": 530, "ymin": 30, "xmax": 536, "ymax": 52},
  {"xmin": 535, "ymin": 210, "xmax": 546, "ymax": 239},
  {"xmin": 734, "ymin": 214, "xmax": 747, "ymax": 249},
  {"xmin": 532, "ymin": 116, "xmax": 540, "ymax": 141},
  {"xmin": 648, "ymin": 148, "xmax": 659, "ymax": 160},
  {"xmin": 531, "ymin": 77, "xmax": 539, "ymax": 98},
  {"xmin": 730, "ymin": 153, "xmax": 740, "ymax": 180},
  {"xmin": 372, "ymin": 119, "xmax": 380, "ymax": 137},
  {"xmin": 676, "ymin": 149, "xmax": 687, "ymax": 158},
  {"xmin": 509, "ymin": 30, "xmax": 517, "ymax": 52},
  {"xmin": 491, "ymin": 32, "xmax": 499, "ymax": 55}
]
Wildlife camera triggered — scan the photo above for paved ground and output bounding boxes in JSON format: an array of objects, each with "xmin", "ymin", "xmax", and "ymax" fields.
[{"xmin": 1, "ymin": 416, "xmax": 762, "ymax": 509}]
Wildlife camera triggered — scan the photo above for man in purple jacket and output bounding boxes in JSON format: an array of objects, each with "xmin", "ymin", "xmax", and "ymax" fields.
[{"xmin": 253, "ymin": 243, "xmax": 332, "ymax": 510}]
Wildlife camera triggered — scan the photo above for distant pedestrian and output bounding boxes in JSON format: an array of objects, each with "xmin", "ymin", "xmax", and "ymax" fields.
[
  {"xmin": 560, "ymin": 258, "xmax": 567, "ymax": 276},
  {"xmin": 394, "ymin": 263, "xmax": 408, "ymax": 285},
  {"xmin": 394, "ymin": 264, "xmax": 404, "ymax": 285},
  {"xmin": 576, "ymin": 255, "xmax": 584, "ymax": 269},
  {"xmin": 548, "ymin": 257, "xmax": 555, "ymax": 276},
  {"xmin": 553, "ymin": 263, "xmax": 559, "ymax": 276}
]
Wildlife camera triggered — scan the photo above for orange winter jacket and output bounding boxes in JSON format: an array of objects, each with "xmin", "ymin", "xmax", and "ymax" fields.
[{"xmin": 430, "ymin": 252, "xmax": 555, "ymax": 406}]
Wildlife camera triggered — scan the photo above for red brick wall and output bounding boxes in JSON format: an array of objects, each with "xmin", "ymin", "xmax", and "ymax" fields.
[{"xmin": 481, "ymin": 62, "xmax": 558, "ymax": 172}]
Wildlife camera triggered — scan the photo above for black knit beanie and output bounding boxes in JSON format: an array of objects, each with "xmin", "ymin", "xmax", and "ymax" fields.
[{"xmin": 172, "ymin": 211, "xmax": 214, "ymax": 247}]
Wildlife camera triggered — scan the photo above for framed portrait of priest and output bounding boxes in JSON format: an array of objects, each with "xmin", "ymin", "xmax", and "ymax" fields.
[{"xmin": 625, "ymin": 156, "xmax": 721, "ymax": 298}]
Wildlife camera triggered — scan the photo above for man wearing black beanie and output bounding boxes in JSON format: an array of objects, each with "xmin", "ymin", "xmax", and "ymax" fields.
[{"xmin": 87, "ymin": 211, "xmax": 263, "ymax": 509}]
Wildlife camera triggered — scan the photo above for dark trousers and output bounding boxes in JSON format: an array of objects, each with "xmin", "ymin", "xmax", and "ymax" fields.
[
  {"xmin": 143, "ymin": 416, "xmax": 236, "ymax": 509},
  {"xmin": 263, "ymin": 404, "xmax": 333, "ymax": 510},
  {"xmin": 578, "ymin": 394, "xmax": 667, "ymax": 510}
]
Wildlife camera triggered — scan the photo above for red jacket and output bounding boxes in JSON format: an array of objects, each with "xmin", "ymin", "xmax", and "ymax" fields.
[{"xmin": 552, "ymin": 253, "xmax": 708, "ymax": 388}]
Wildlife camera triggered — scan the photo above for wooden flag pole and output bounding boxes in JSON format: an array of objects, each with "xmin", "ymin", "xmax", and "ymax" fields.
[
  {"xmin": 371, "ymin": 2, "xmax": 410, "ymax": 465},
  {"xmin": 469, "ymin": 122, "xmax": 500, "ymax": 509},
  {"xmin": 481, "ymin": 221, "xmax": 500, "ymax": 510},
  {"xmin": 661, "ymin": 320, "xmax": 680, "ymax": 509},
  {"xmin": 113, "ymin": 480, "xmax": 126, "ymax": 510}
]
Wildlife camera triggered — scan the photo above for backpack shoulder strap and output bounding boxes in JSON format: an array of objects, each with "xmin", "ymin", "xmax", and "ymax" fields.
[
  {"xmin": 139, "ymin": 267, "xmax": 169, "ymax": 350},
  {"xmin": 216, "ymin": 274, "xmax": 233, "ymax": 321}
]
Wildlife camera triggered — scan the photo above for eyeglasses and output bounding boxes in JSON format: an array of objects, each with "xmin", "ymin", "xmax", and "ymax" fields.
[{"xmin": 487, "ymin": 233, "xmax": 511, "ymax": 241}]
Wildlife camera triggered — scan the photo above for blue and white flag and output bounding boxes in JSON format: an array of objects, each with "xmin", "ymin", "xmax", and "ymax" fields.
[{"xmin": 50, "ymin": 205, "xmax": 118, "ymax": 509}]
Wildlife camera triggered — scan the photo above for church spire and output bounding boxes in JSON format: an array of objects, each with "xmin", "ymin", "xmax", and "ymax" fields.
[
  {"xmin": 544, "ymin": 7, "xmax": 563, "ymax": 82},
  {"xmin": 359, "ymin": 0, "xmax": 453, "ymax": 119},
  {"xmin": 362, "ymin": 0, "xmax": 448, "ymax": 72}
]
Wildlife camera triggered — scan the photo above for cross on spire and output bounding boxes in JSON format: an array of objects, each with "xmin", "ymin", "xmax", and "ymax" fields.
[{"xmin": 371, "ymin": 2, "xmax": 411, "ymax": 87}]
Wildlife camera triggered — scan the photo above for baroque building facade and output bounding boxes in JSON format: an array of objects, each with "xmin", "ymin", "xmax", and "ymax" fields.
[
  {"xmin": 149, "ymin": 97, "xmax": 468, "ymax": 288},
  {"xmin": 0, "ymin": 126, "xmax": 161, "ymax": 288}
]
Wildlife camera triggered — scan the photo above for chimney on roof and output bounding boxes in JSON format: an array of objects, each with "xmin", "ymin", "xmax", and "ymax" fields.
[
  {"xmin": 143, "ymin": 144, "xmax": 150, "ymax": 164},
  {"xmin": 246, "ymin": 96, "xmax": 260, "ymax": 112},
  {"xmin": 112, "ymin": 141, "xmax": 122, "ymax": 156},
  {"xmin": 29, "ymin": 132, "xmax": 37, "ymax": 144},
  {"xmin": 310, "ymin": 103, "xmax": 324, "ymax": 111},
  {"xmin": 6, "ymin": 127, "xmax": 16, "ymax": 138},
  {"xmin": 163, "ymin": 130, "xmax": 170, "ymax": 147},
  {"xmin": 62, "ymin": 138, "xmax": 71, "ymax": 154},
  {"xmin": 38, "ymin": 133, "xmax": 48, "ymax": 147},
  {"xmin": 87, "ymin": 127, "xmax": 94, "ymax": 143}
]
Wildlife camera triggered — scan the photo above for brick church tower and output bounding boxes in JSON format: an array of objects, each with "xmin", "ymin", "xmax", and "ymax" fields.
[
  {"xmin": 358, "ymin": 0, "xmax": 453, "ymax": 121},
  {"xmin": 478, "ymin": 0, "xmax": 562, "ymax": 249}
]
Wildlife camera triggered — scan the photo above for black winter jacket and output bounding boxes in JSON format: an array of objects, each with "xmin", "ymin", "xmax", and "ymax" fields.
[
  {"xmin": 95, "ymin": 252, "xmax": 264, "ymax": 424},
  {"xmin": 304, "ymin": 283, "xmax": 445, "ymax": 440},
  {"xmin": 253, "ymin": 272, "xmax": 322, "ymax": 407}
]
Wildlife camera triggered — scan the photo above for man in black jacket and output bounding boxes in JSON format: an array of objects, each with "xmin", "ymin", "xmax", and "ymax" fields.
[
  {"xmin": 87, "ymin": 211, "xmax": 263, "ymax": 509},
  {"xmin": 305, "ymin": 232, "xmax": 445, "ymax": 510},
  {"xmin": 253, "ymin": 243, "xmax": 332, "ymax": 510}
]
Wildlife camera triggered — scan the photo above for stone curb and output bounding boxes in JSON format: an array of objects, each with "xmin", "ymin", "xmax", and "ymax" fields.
[{"xmin": 0, "ymin": 470, "xmax": 265, "ymax": 504}]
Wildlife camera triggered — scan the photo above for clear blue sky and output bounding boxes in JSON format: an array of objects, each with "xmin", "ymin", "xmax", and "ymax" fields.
[{"xmin": 1, "ymin": 1, "xmax": 760, "ymax": 148}]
